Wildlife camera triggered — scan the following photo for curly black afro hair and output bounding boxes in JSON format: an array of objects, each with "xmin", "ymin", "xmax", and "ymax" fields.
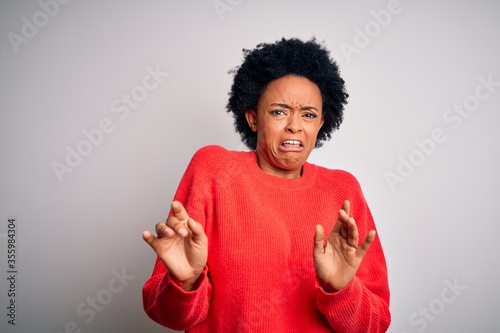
[{"xmin": 226, "ymin": 37, "xmax": 349, "ymax": 150}]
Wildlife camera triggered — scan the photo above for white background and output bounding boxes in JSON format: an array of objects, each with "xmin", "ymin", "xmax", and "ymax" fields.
[{"xmin": 1, "ymin": 1, "xmax": 499, "ymax": 332}]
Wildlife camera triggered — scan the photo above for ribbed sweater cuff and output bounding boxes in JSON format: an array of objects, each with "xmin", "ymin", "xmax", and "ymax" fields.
[
  {"xmin": 315, "ymin": 277, "xmax": 362, "ymax": 316},
  {"xmin": 157, "ymin": 266, "xmax": 210, "ymax": 300},
  {"xmin": 150, "ymin": 266, "xmax": 212, "ymax": 330}
]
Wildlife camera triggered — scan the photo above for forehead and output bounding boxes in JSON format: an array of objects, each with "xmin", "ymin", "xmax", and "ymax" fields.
[{"xmin": 259, "ymin": 75, "xmax": 322, "ymax": 107}]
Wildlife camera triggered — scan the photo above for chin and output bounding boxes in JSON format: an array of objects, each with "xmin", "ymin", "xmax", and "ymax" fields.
[{"xmin": 280, "ymin": 157, "xmax": 304, "ymax": 168}]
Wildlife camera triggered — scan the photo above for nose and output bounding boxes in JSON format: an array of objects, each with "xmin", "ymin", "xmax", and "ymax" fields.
[{"xmin": 285, "ymin": 113, "xmax": 302, "ymax": 133}]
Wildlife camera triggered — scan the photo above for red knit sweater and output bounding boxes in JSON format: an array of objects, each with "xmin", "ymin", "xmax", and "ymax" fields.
[{"xmin": 143, "ymin": 145, "xmax": 391, "ymax": 332}]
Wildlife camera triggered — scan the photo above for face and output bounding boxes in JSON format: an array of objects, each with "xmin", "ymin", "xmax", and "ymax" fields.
[{"xmin": 245, "ymin": 75, "xmax": 324, "ymax": 178}]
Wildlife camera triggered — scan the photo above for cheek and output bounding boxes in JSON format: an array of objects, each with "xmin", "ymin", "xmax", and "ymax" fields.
[
  {"xmin": 257, "ymin": 130, "xmax": 274, "ymax": 148},
  {"xmin": 306, "ymin": 123, "xmax": 322, "ymax": 135},
  {"xmin": 306, "ymin": 125, "xmax": 322, "ymax": 145},
  {"xmin": 258, "ymin": 122, "xmax": 283, "ymax": 140}
]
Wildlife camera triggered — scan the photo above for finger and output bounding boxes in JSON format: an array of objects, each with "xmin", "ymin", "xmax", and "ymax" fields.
[
  {"xmin": 313, "ymin": 225, "xmax": 325, "ymax": 254},
  {"xmin": 338, "ymin": 209, "xmax": 350, "ymax": 239},
  {"xmin": 187, "ymin": 218, "xmax": 206, "ymax": 243},
  {"xmin": 342, "ymin": 200, "xmax": 350, "ymax": 216},
  {"xmin": 142, "ymin": 230, "xmax": 161, "ymax": 251},
  {"xmin": 332, "ymin": 201, "xmax": 350, "ymax": 234},
  {"xmin": 332, "ymin": 219, "xmax": 342, "ymax": 234},
  {"xmin": 142, "ymin": 230, "xmax": 155, "ymax": 244},
  {"xmin": 171, "ymin": 201, "xmax": 190, "ymax": 221},
  {"xmin": 155, "ymin": 222, "xmax": 175, "ymax": 238},
  {"xmin": 169, "ymin": 201, "xmax": 191, "ymax": 237},
  {"xmin": 356, "ymin": 230, "xmax": 376, "ymax": 258},
  {"xmin": 345, "ymin": 216, "xmax": 359, "ymax": 248},
  {"xmin": 166, "ymin": 216, "xmax": 188, "ymax": 237}
]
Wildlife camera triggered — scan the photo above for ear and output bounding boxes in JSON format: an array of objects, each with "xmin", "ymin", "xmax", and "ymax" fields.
[
  {"xmin": 320, "ymin": 114, "xmax": 325, "ymax": 128},
  {"xmin": 245, "ymin": 110, "xmax": 258, "ymax": 132}
]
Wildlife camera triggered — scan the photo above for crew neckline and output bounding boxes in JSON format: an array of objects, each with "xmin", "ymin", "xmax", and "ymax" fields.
[{"xmin": 242, "ymin": 150, "xmax": 317, "ymax": 190}]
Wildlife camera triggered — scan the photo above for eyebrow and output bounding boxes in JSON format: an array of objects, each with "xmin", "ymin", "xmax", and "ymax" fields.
[{"xmin": 270, "ymin": 103, "xmax": 319, "ymax": 112}]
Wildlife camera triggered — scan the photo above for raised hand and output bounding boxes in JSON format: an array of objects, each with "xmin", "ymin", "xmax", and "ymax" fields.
[
  {"xmin": 313, "ymin": 200, "xmax": 376, "ymax": 292},
  {"xmin": 142, "ymin": 201, "xmax": 208, "ymax": 291}
]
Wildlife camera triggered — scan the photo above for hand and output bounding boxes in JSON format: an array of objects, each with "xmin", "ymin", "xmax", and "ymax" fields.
[
  {"xmin": 313, "ymin": 200, "xmax": 376, "ymax": 292},
  {"xmin": 142, "ymin": 201, "xmax": 208, "ymax": 291}
]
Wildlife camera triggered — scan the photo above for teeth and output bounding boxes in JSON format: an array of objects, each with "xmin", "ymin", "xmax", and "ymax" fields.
[{"xmin": 283, "ymin": 140, "xmax": 301, "ymax": 146}]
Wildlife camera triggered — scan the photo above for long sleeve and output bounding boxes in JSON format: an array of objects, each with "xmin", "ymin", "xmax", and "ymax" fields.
[
  {"xmin": 142, "ymin": 148, "xmax": 215, "ymax": 330},
  {"xmin": 142, "ymin": 146, "xmax": 391, "ymax": 332},
  {"xmin": 315, "ymin": 172, "xmax": 391, "ymax": 332},
  {"xmin": 142, "ymin": 261, "xmax": 212, "ymax": 330}
]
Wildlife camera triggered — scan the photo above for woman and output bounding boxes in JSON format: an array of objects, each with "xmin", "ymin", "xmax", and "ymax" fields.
[{"xmin": 142, "ymin": 38, "xmax": 391, "ymax": 332}]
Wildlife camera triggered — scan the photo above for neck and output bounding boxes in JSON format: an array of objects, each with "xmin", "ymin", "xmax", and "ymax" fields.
[{"xmin": 254, "ymin": 151, "xmax": 302, "ymax": 179}]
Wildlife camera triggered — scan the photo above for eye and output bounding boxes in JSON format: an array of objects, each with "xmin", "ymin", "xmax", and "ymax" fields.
[
  {"xmin": 303, "ymin": 112, "xmax": 318, "ymax": 119},
  {"xmin": 270, "ymin": 109, "xmax": 287, "ymax": 116}
]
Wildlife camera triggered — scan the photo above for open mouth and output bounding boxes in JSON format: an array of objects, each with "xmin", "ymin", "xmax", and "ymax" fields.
[
  {"xmin": 280, "ymin": 139, "xmax": 304, "ymax": 151},
  {"xmin": 281, "ymin": 139, "xmax": 303, "ymax": 147}
]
